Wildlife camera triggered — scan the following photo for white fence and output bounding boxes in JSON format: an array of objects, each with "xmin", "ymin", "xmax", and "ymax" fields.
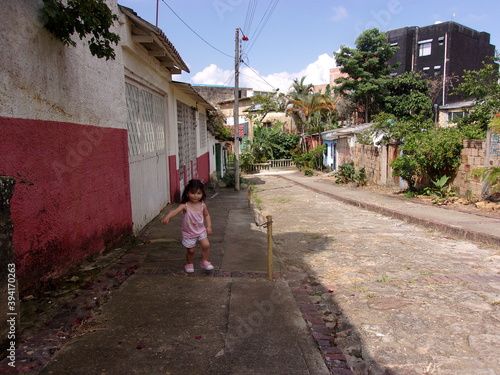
[{"xmin": 246, "ymin": 159, "xmax": 295, "ymax": 173}]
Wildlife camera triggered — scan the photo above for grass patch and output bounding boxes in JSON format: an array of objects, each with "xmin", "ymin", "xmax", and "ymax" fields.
[{"xmin": 376, "ymin": 275, "xmax": 391, "ymax": 282}]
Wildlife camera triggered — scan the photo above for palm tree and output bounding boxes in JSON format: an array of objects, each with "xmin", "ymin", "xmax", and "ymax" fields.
[
  {"xmin": 290, "ymin": 76, "xmax": 314, "ymax": 98},
  {"xmin": 287, "ymin": 80, "xmax": 337, "ymax": 135}
]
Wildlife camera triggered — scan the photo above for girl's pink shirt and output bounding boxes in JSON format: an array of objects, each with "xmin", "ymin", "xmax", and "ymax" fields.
[{"xmin": 181, "ymin": 202, "xmax": 206, "ymax": 238}]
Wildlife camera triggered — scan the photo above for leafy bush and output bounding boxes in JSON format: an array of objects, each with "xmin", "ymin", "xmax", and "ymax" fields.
[
  {"xmin": 246, "ymin": 123, "xmax": 299, "ymax": 163},
  {"xmin": 273, "ymin": 132, "xmax": 300, "ymax": 159},
  {"xmin": 239, "ymin": 151, "xmax": 255, "ymax": 173},
  {"xmin": 291, "ymin": 144, "xmax": 326, "ymax": 171},
  {"xmin": 333, "ymin": 161, "xmax": 367, "ymax": 186},
  {"xmin": 423, "ymin": 175, "xmax": 455, "ymax": 198},
  {"xmin": 222, "ymin": 171, "xmax": 245, "ymax": 188},
  {"xmin": 334, "ymin": 161, "xmax": 356, "ymax": 184},
  {"xmin": 391, "ymin": 127, "xmax": 463, "ymax": 189},
  {"xmin": 472, "ymin": 166, "xmax": 500, "ymax": 198},
  {"xmin": 207, "ymin": 110, "xmax": 231, "ymax": 141},
  {"xmin": 356, "ymin": 167, "xmax": 367, "ymax": 186}
]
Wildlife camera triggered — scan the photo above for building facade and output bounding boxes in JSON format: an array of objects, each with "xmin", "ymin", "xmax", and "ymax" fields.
[
  {"xmin": 0, "ymin": 1, "xmax": 218, "ymax": 294},
  {"xmin": 385, "ymin": 21, "xmax": 495, "ymax": 107}
]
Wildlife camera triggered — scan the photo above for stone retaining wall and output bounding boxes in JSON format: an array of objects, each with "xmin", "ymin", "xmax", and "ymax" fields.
[
  {"xmin": 352, "ymin": 144, "xmax": 382, "ymax": 185},
  {"xmin": 454, "ymin": 140, "xmax": 485, "ymax": 198},
  {"xmin": 349, "ymin": 133, "xmax": 499, "ymax": 198}
]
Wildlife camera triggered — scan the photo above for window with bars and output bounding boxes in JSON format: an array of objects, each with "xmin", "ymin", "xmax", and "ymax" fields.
[
  {"xmin": 125, "ymin": 82, "xmax": 166, "ymax": 158},
  {"xmin": 177, "ymin": 101, "xmax": 197, "ymax": 182},
  {"xmin": 199, "ymin": 113, "xmax": 207, "ymax": 149}
]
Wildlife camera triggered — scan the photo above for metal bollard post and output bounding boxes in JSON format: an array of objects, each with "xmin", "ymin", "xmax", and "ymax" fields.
[{"xmin": 266, "ymin": 215, "xmax": 273, "ymax": 280}]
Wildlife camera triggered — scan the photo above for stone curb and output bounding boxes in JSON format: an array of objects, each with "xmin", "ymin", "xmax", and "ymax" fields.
[{"xmin": 285, "ymin": 272, "xmax": 354, "ymax": 374}]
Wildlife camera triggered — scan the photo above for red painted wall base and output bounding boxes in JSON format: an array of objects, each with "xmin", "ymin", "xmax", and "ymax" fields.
[{"xmin": 0, "ymin": 116, "xmax": 133, "ymax": 294}]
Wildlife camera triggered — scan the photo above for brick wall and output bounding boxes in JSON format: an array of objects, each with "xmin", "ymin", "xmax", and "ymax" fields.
[
  {"xmin": 352, "ymin": 144, "xmax": 383, "ymax": 185},
  {"xmin": 345, "ymin": 133, "xmax": 499, "ymax": 197},
  {"xmin": 453, "ymin": 140, "xmax": 485, "ymax": 198}
]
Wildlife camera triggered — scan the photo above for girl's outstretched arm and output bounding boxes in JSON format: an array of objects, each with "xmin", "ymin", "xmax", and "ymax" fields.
[
  {"xmin": 161, "ymin": 204, "xmax": 185, "ymax": 224},
  {"xmin": 203, "ymin": 205, "xmax": 212, "ymax": 234}
]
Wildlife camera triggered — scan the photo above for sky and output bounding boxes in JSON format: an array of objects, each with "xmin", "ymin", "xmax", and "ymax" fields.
[{"xmin": 117, "ymin": 0, "xmax": 500, "ymax": 93}]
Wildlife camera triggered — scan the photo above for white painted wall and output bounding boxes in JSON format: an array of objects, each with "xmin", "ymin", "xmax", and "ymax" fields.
[
  {"xmin": 0, "ymin": 0, "xmax": 125, "ymax": 129},
  {"xmin": 119, "ymin": 14, "xmax": 176, "ymax": 232}
]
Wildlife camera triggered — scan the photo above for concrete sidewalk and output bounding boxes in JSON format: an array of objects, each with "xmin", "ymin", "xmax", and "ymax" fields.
[
  {"xmin": 276, "ymin": 171, "xmax": 500, "ymax": 248},
  {"xmin": 32, "ymin": 187, "xmax": 331, "ymax": 375}
]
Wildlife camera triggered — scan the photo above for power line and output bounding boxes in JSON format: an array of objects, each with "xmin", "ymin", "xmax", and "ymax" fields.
[
  {"xmin": 243, "ymin": 0, "xmax": 257, "ymax": 39},
  {"xmin": 160, "ymin": 0, "xmax": 277, "ymax": 92},
  {"xmin": 245, "ymin": 0, "xmax": 279, "ymax": 54},
  {"xmin": 161, "ymin": 0, "xmax": 233, "ymax": 59},
  {"xmin": 241, "ymin": 60, "xmax": 277, "ymax": 91}
]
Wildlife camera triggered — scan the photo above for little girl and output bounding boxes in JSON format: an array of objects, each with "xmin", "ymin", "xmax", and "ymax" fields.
[{"xmin": 161, "ymin": 179, "xmax": 214, "ymax": 273}]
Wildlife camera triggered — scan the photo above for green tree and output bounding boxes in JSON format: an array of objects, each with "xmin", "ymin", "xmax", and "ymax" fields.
[
  {"xmin": 371, "ymin": 114, "xmax": 435, "ymax": 146},
  {"xmin": 247, "ymin": 92, "xmax": 286, "ymax": 122},
  {"xmin": 383, "ymin": 71, "xmax": 433, "ymax": 120},
  {"xmin": 334, "ymin": 28, "xmax": 399, "ymax": 122},
  {"xmin": 289, "ymin": 76, "xmax": 314, "ymax": 98},
  {"xmin": 272, "ymin": 132, "xmax": 299, "ymax": 159},
  {"xmin": 287, "ymin": 79, "xmax": 337, "ymax": 135},
  {"xmin": 455, "ymin": 57, "xmax": 500, "ymax": 139},
  {"xmin": 241, "ymin": 122, "xmax": 299, "ymax": 167},
  {"xmin": 41, "ymin": 0, "xmax": 120, "ymax": 60},
  {"xmin": 370, "ymin": 72, "xmax": 434, "ymax": 145}
]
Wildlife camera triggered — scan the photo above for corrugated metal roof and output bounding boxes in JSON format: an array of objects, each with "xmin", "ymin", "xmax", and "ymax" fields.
[
  {"xmin": 439, "ymin": 100, "xmax": 475, "ymax": 110},
  {"xmin": 321, "ymin": 123, "xmax": 373, "ymax": 140},
  {"xmin": 172, "ymin": 81, "xmax": 216, "ymax": 111}
]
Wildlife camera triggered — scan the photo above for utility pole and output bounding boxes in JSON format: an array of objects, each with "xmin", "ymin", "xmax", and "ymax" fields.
[
  {"xmin": 156, "ymin": 0, "xmax": 159, "ymax": 27},
  {"xmin": 233, "ymin": 27, "xmax": 241, "ymax": 191}
]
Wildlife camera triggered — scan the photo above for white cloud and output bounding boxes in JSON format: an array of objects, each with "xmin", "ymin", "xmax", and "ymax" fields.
[
  {"xmin": 331, "ymin": 6, "xmax": 348, "ymax": 22},
  {"xmin": 190, "ymin": 54, "xmax": 336, "ymax": 94},
  {"xmin": 191, "ymin": 64, "xmax": 233, "ymax": 86},
  {"xmin": 298, "ymin": 53, "xmax": 336, "ymax": 87}
]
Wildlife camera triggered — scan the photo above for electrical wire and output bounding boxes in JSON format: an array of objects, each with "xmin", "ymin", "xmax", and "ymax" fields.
[
  {"xmin": 245, "ymin": 0, "xmax": 279, "ymax": 54},
  {"xmin": 241, "ymin": 60, "xmax": 277, "ymax": 91},
  {"xmin": 222, "ymin": 73, "xmax": 234, "ymax": 87},
  {"xmin": 160, "ymin": 0, "xmax": 277, "ymax": 92},
  {"xmin": 243, "ymin": 0, "xmax": 257, "ymax": 40},
  {"xmin": 239, "ymin": 70, "xmax": 270, "ymax": 90},
  {"xmin": 161, "ymin": 0, "xmax": 233, "ymax": 59}
]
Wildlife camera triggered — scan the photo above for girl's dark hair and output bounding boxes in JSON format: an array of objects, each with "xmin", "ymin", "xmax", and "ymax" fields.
[{"xmin": 181, "ymin": 179, "xmax": 206, "ymax": 203}]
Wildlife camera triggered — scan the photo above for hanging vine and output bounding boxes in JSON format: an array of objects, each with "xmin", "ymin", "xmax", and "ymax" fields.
[{"xmin": 40, "ymin": 0, "xmax": 120, "ymax": 60}]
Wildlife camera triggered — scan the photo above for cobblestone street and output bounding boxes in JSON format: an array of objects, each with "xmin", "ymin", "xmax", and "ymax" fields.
[{"xmin": 250, "ymin": 175, "xmax": 500, "ymax": 375}]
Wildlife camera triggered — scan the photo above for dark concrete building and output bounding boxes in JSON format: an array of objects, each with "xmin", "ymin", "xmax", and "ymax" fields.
[{"xmin": 386, "ymin": 21, "xmax": 495, "ymax": 107}]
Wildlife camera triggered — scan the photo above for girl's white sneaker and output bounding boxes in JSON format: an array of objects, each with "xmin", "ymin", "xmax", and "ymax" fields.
[{"xmin": 200, "ymin": 261, "xmax": 214, "ymax": 271}]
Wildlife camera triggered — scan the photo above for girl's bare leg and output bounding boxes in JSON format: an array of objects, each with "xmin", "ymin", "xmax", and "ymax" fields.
[
  {"xmin": 199, "ymin": 238, "xmax": 210, "ymax": 262},
  {"xmin": 186, "ymin": 247, "xmax": 195, "ymax": 264}
]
